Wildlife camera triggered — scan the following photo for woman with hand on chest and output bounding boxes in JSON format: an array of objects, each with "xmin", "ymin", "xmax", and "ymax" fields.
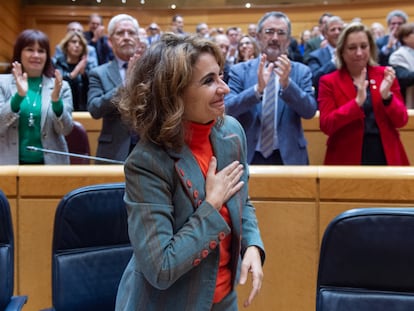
[
  {"xmin": 115, "ymin": 33, "xmax": 265, "ymax": 311},
  {"xmin": 0, "ymin": 29, "xmax": 73, "ymax": 164}
]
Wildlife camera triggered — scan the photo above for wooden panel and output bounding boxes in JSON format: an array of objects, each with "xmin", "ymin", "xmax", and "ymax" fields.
[
  {"xmin": 237, "ymin": 201, "xmax": 318, "ymax": 311},
  {"xmin": 319, "ymin": 166, "xmax": 414, "ymax": 201},
  {"xmin": 18, "ymin": 165, "xmax": 124, "ymax": 197},
  {"xmin": 18, "ymin": 198, "xmax": 58, "ymax": 310},
  {"xmin": 0, "ymin": 166, "xmax": 18, "ymax": 196},
  {"xmin": 0, "ymin": 2, "xmax": 21, "ymax": 70},
  {"xmin": 249, "ymin": 166, "xmax": 318, "ymax": 200}
]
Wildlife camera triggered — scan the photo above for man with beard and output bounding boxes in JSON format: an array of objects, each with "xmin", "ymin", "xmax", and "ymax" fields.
[
  {"xmin": 225, "ymin": 11, "xmax": 317, "ymax": 165},
  {"xmin": 87, "ymin": 14, "xmax": 140, "ymax": 164}
]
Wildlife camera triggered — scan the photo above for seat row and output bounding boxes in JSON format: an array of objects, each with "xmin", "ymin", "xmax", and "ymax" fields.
[{"xmin": 2, "ymin": 183, "xmax": 414, "ymax": 310}]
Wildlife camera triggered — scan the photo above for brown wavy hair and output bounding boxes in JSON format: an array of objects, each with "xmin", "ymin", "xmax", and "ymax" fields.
[
  {"xmin": 117, "ymin": 33, "xmax": 224, "ymax": 152},
  {"xmin": 12, "ymin": 29, "xmax": 55, "ymax": 78}
]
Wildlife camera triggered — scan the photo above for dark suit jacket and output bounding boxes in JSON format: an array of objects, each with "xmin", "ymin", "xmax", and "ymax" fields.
[
  {"xmin": 115, "ymin": 116, "xmax": 265, "ymax": 311},
  {"xmin": 307, "ymin": 46, "xmax": 337, "ymax": 99},
  {"xmin": 303, "ymin": 36, "xmax": 323, "ymax": 63},
  {"xmin": 319, "ymin": 66, "xmax": 409, "ymax": 165},
  {"xmin": 225, "ymin": 57, "xmax": 317, "ymax": 165},
  {"xmin": 376, "ymin": 35, "xmax": 398, "ymax": 66},
  {"xmin": 87, "ymin": 60, "xmax": 131, "ymax": 163},
  {"xmin": 83, "ymin": 31, "xmax": 114, "ymax": 65}
]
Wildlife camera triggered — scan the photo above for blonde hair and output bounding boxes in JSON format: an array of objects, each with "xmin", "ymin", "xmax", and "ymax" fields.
[
  {"xmin": 59, "ymin": 31, "xmax": 88, "ymax": 58},
  {"xmin": 335, "ymin": 22, "xmax": 377, "ymax": 69}
]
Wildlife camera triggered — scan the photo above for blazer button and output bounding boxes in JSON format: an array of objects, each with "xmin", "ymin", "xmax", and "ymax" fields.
[
  {"xmin": 218, "ymin": 232, "xmax": 226, "ymax": 241},
  {"xmin": 193, "ymin": 258, "xmax": 201, "ymax": 266},
  {"xmin": 197, "ymin": 200, "xmax": 202, "ymax": 207},
  {"xmin": 201, "ymin": 249, "xmax": 209, "ymax": 258},
  {"xmin": 193, "ymin": 190, "xmax": 199, "ymax": 199},
  {"xmin": 209, "ymin": 241, "xmax": 217, "ymax": 249},
  {"xmin": 186, "ymin": 180, "xmax": 192, "ymax": 188},
  {"xmin": 179, "ymin": 168, "xmax": 185, "ymax": 177}
]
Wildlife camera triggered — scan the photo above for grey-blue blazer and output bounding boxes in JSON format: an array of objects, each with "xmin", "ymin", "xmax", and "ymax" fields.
[
  {"xmin": 87, "ymin": 60, "xmax": 130, "ymax": 163},
  {"xmin": 225, "ymin": 57, "xmax": 317, "ymax": 165},
  {"xmin": 115, "ymin": 116, "xmax": 265, "ymax": 311}
]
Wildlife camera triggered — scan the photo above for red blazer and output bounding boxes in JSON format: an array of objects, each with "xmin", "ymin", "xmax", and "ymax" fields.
[{"xmin": 318, "ymin": 66, "xmax": 409, "ymax": 165}]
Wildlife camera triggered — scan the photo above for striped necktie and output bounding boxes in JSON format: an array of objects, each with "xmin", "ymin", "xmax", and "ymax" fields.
[{"xmin": 260, "ymin": 73, "xmax": 276, "ymax": 158}]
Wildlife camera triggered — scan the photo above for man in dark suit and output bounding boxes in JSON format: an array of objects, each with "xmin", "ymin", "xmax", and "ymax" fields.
[
  {"xmin": 376, "ymin": 9, "xmax": 408, "ymax": 66},
  {"xmin": 83, "ymin": 13, "xmax": 114, "ymax": 65},
  {"xmin": 307, "ymin": 16, "xmax": 345, "ymax": 99},
  {"xmin": 303, "ymin": 12, "xmax": 333, "ymax": 64},
  {"xmin": 225, "ymin": 11, "xmax": 317, "ymax": 165},
  {"xmin": 87, "ymin": 14, "xmax": 140, "ymax": 164}
]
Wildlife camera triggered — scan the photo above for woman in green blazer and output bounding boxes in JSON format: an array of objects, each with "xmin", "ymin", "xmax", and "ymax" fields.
[{"xmin": 115, "ymin": 33, "xmax": 265, "ymax": 311}]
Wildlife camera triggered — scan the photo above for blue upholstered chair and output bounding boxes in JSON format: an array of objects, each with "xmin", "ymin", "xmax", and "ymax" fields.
[
  {"xmin": 317, "ymin": 208, "xmax": 414, "ymax": 311},
  {"xmin": 43, "ymin": 183, "xmax": 132, "ymax": 311},
  {"xmin": 0, "ymin": 190, "xmax": 28, "ymax": 311}
]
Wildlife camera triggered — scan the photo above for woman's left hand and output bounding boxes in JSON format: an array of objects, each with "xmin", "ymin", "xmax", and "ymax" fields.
[
  {"xmin": 239, "ymin": 246, "xmax": 263, "ymax": 308},
  {"xmin": 380, "ymin": 66, "xmax": 395, "ymax": 99},
  {"xmin": 51, "ymin": 69, "xmax": 63, "ymax": 102}
]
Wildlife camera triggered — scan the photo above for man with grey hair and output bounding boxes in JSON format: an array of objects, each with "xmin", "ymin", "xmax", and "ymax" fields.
[
  {"xmin": 225, "ymin": 11, "xmax": 317, "ymax": 165},
  {"xmin": 307, "ymin": 15, "xmax": 345, "ymax": 98},
  {"xmin": 377, "ymin": 9, "xmax": 409, "ymax": 66},
  {"xmin": 87, "ymin": 14, "xmax": 141, "ymax": 163}
]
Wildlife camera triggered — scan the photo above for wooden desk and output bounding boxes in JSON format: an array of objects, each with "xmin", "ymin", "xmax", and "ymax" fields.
[
  {"xmin": 3, "ymin": 165, "xmax": 414, "ymax": 311},
  {"xmin": 74, "ymin": 110, "xmax": 414, "ymax": 165}
]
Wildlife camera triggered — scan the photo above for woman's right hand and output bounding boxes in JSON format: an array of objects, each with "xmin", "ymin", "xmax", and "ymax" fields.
[
  {"xmin": 11, "ymin": 61, "xmax": 28, "ymax": 97},
  {"xmin": 354, "ymin": 67, "xmax": 368, "ymax": 107},
  {"xmin": 205, "ymin": 157, "xmax": 244, "ymax": 210}
]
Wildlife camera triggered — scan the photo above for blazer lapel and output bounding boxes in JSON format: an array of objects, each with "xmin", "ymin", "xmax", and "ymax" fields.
[
  {"xmin": 210, "ymin": 124, "xmax": 242, "ymax": 229},
  {"xmin": 40, "ymin": 76, "xmax": 53, "ymax": 129},
  {"xmin": 337, "ymin": 68, "xmax": 356, "ymax": 99},
  {"xmin": 170, "ymin": 146, "xmax": 207, "ymax": 210},
  {"xmin": 107, "ymin": 60, "xmax": 123, "ymax": 87}
]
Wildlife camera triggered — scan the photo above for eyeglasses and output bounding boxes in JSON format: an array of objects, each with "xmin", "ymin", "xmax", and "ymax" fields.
[{"xmin": 263, "ymin": 28, "xmax": 288, "ymax": 37}]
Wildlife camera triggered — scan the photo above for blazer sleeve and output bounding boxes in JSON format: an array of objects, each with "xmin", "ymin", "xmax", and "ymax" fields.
[
  {"xmin": 87, "ymin": 66, "xmax": 119, "ymax": 119},
  {"xmin": 0, "ymin": 75, "xmax": 19, "ymax": 134},
  {"xmin": 50, "ymin": 80, "xmax": 73, "ymax": 136},
  {"xmin": 318, "ymin": 73, "xmax": 365, "ymax": 136},
  {"xmin": 225, "ymin": 61, "xmax": 261, "ymax": 117}
]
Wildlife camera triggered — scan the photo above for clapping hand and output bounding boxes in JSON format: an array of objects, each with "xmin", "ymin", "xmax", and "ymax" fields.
[
  {"xmin": 51, "ymin": 69, "xmax": 63, "ymax": 102},
  {"xmin": 11, "ymin": 61, "xmax": 28, "ymax": 97},
  {"xmin": 380, "ymin": 66, "xmax": 395, "ymax": 99},
  {"xmin": 353, "ymin": 67, "xmax": 368, "ymax": 107}
]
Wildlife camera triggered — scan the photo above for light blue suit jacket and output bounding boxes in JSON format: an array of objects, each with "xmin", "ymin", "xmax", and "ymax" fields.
[
  {"xmin": 225, "ymin": 57, "xmax": 317, "ymax": 165},
  {"xmin": 115, "ymin": 116, "xmax": 265, "ymax": 311},
  {"xmin": 87, "ymin": 60, "xmax": 131, "ymax": 163}
]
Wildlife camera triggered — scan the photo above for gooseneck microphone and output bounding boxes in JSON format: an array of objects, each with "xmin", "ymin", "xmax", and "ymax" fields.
[{"xmin": 26, "ymin": 146, "xmax": 125, "ymax": 165}]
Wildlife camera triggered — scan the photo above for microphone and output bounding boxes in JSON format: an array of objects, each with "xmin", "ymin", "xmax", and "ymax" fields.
[{"xmin": 26, "ymin": 146, "xmax": 125, "ymax": 165}]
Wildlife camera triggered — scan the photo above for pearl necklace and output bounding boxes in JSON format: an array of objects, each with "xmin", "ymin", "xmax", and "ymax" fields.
[{"xmin": 27, "ymin": 83, "xmax": 42, "ymax": 128}]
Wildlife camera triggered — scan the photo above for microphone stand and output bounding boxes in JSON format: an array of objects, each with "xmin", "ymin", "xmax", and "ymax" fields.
[{"xmin": 26, "ymin": 146, "xmax": 125, "ymax": 165}]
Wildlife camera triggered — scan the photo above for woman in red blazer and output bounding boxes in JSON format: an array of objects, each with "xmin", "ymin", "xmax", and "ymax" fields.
[{"xmin": 318, "ymin": 22, "xmax": 409, "ymax": 165}]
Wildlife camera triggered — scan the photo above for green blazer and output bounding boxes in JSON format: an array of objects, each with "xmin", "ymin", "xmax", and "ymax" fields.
[{"xmin": 115, "ymin": 115, "xmax": 265, "ymax": 311}]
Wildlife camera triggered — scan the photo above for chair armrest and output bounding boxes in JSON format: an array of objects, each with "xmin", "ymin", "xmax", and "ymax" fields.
[{"xmin": 5, "ymin": 296, "xmax": 28, "ymax": 311}]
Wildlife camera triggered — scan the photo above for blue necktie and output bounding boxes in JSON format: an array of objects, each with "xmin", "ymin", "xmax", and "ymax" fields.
[{"xmin": 260, "ymin": 73, "xmax": 276, "ymax": 158}]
